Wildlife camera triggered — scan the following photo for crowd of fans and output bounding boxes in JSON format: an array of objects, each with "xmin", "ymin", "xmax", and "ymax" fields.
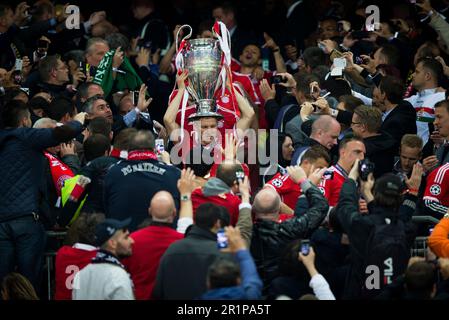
[{"xmin": 2, "ymin": 0, "xmax": 449, "ymax": 301}]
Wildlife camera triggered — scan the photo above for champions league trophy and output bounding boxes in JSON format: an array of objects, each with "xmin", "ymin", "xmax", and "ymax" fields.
[{"xmin": 176, "ymin": 24, "xmax": 229, "ymax": 122}]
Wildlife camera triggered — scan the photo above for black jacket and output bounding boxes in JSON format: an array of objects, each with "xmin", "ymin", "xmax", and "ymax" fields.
[
  {"xmin": 376, "ymin": 275, "xmax": 449, "ymax": 300},
  {"xmin": 0, "ymin": 121, "xmax": 83, "ymax": 221},
  {"xmin": 152, "ymin": 225, "xmax": 230, "ymax": 300},
  {"xmin": 336, "ymin": 179, "xmax": 418, "ymax": 299},
  {"xmin": 103, "ymin": 157, "xmax": 181, "ymax": 231},
  {"xmin": 79, "ymin": 156, "xmax": 119, "ymax": 214},
  {"xmin": 363, "ymin": 131, "xmax": 397, "ymax": 178},
  {"xmin": 381, "ymin": 101, "xmax": 417, "ymax": 150},
  {"xmin": 250, "ymin": 181, "xmax": 329, "ymax": 290}
]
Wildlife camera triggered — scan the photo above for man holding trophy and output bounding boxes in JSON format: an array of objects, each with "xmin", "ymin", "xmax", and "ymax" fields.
[{"xmin": 163, "ymin": 22, "xmax": 255, "ymax": 165}]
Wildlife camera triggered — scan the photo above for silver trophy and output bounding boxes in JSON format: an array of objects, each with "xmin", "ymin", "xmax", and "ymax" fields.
[{"xmin": 177, "ymin": 27, "xmax": 224, "ymax": 122}]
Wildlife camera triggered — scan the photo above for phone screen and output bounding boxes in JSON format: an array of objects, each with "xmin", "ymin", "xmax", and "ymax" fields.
[
  {"xmin": 217, "ymin": 229, "xmax": 228, "ymax": 249},
  {"xmin": 300, "ymin": 240, "xmax": 310, "ymax": 256},
  {"xmin": 155, "ymin": 139, "xmax": 165, "ymax": 155}
]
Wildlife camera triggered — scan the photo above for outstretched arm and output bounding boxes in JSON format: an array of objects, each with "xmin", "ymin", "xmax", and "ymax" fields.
[{"xmin": 163, "ymin": 70, "xmax": 188, "ymax": 137}]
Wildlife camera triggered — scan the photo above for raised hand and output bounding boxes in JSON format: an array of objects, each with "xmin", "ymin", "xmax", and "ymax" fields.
[
  {"xmin": 112, "ymin": 46, "xmax": 125, "ymax": 69},
  {"xmin": 176, "ymin": 70, "xmax": 189, "ymax": 90},
  {"xmin": 177, "ymin": 168, "xmax": 196, "ymax": 195},
  {"xmin": 259, "ymin": 79, "xmax": 276, "ymax": 101},
  {"xmin": 405, "ymin": 163, "xmax": 424, "ymax": 192},
  {"xmin": 287, "ymin": 166, "xmax": 307, "ymax": 184},
  {"xmin": 136, "ymin": 84, "xmax": 153, "ymax": 112}
]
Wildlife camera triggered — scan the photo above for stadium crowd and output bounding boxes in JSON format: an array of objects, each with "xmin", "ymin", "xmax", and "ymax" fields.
[{"xmin": 2, "ymin": 0, "xmax": 449, "ymax": 300}]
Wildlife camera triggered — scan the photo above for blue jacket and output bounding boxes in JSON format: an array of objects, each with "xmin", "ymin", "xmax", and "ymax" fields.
[
  {"xmin": 0, "ymin": 121, "xmax": 83, "ymax": 221},
  {"xmin": 200, "ymin": 250, "xmax": 263, "ymax": 300},
  {"xmin": 104, "ymin": 158, "xmax": 181, "ymax": 231}
]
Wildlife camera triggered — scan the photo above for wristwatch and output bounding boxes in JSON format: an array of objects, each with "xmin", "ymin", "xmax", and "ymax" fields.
[{"xmin": 181, "ymin": 194, "xmax": 191, "ymax": 201}]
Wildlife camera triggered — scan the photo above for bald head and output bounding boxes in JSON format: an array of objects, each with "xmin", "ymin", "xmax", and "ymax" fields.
[
  {"xmin": 253, "ymin": 188, "xmax": 281, "ymax": 220},
  {"xmin": 149, "ymin": 191, "xmax": 176, "ymax": 222},
  {"xmin": 310, "ymin": 115, "xmax": 341, "ymax": 150},
  {"xmin": 311, "ymin": 115, "xmax": 339, "ymax": 135}
]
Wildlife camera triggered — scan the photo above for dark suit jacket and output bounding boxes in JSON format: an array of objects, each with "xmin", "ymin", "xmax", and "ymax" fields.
[
  {"xmin": 381, "ymin": 100, "xmax": 417, "ymax": 151},
  {"xmin": 282, "ymin": 0, "xmax": 317, "ymax": 50}
]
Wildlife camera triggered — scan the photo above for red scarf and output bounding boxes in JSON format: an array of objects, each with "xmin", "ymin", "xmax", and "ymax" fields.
[
  {"xmin": 110, "ymin": 148, "xmax": 122, "ymax": 159},
  {"xmin": 127, "ymin": 150, "xmax": 158, "ymax": 161},
  {"xmin": 43, "ymin": 152, "xmax": 75, "ymax": 197}
]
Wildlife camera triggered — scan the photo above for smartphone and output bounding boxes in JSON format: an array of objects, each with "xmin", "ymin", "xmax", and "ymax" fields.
[
  {"xmin": 355, "ymin": 56, "xmax": 364, "ymax": 65},
  {"xmin": 132, "ymin": 91, "xmax": 139, "ymax": 106},
  {"xmin": 300, "ymin": 240, "xmax": 310, "ymax": 256},
  {"xmin": 323, "ymin": 170, "xmax": 334, "ymax": 180},
  {"xmin": 217, "ymin": 229, "xmax": 228, "ymax": 249},
  {"xmin": 155, "ymin": 139, "xmax": 165, "ymax": 155},
  {"xmin": 12, "ymin": 71, "xmax": 22, "ymax": 85},
  {"xmin": 15, "ymin": 59, "xmax": 23, "ymax": 71},
  {"xmin": 272, "ymin": 75, "xmax": 286, "ymax": 85},
  {"xmin": 236, "ymin": 170, "xmax": 245, "ymax": 183}
]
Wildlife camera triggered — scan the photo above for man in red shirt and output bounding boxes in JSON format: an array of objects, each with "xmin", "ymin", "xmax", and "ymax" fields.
[
  {"xmin": 54, "ymin": 213, "xmax": 105, "ymax": 300},
  {"xmin": 122, "ymin": 189, "xmax": 187, "ymax": 300},
  {"xmin": 266, "ymin": 145, "xmax": 331, "ymax": 215},
  {"xmin": 424, "ymin": 163, "xmax": 449, "ymax": 219},
  {"xmin": 164, "ymin": 70, "xmax": 255, "ymax": 159},
  {"xmin": 319, "ymin": 137, "xmax": 366, "ymax": 207},
  {"xmin": 191, "ymin": 162, "xmax": 244, "ymax": 226}
]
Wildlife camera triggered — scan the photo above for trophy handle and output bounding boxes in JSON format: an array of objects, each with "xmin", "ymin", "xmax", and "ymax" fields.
[{"xmin": 176, "ymin": 25, "xmax": 193, "ymax": 53}]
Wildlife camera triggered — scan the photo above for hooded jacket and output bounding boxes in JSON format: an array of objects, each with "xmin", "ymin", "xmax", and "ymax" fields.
[
  {"xmin": 363, "ymin": 131, "xmax": 397, "ymax": 178},
  {"xmin": 336, "ymin": 179, "xmax": 418, "ymax": 299},
  {"xmin": 191, "ymin": 178, "xmax": 241, "ymax": 226}
]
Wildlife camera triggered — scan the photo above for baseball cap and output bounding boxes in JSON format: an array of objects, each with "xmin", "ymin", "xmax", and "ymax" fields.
[
  {"xmin": 374, "ymin": 173, "xmax": 404, "ymax": 197},
  {"xmin": 94, "ymin": 218, "xmax": 132, "ymax": 247}
]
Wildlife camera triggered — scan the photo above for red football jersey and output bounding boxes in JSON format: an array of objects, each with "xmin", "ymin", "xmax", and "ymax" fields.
[
  {"xmin": 424, "ymin": 163, "xmax": 449, "ymax": 206},
  {"xmin": 319, "ymin": 165, "xmax": 348, "ymax": 207},
  {"xmin": 266, "ymin": 172, "xmax": 301, "ymax": 212},
  {"xmin": 54, "ymin": 245, "xmax": 97, "ymax": 300},
  {"xmin": 191, "ymin": 187, "xmax": 241, "ymax": 226}
]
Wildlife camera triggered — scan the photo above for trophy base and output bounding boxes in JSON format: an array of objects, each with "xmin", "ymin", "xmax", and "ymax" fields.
[{"xmin": 188, "ymin": 99, "xmax": 224, "ymax": 122}]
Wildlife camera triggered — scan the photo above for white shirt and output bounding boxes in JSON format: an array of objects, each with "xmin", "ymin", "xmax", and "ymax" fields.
[
  {"xmin": 309, "ymin": 274, "xmax": 335, "ymax": 300},
  {"xmin": 382, "ymin": 107, "xmax": 395, "ymax": 122},
  {"xmin": 405, "ymin": 88, "xmax": 445, "ymax": 144},
  {"xmin": 72, "ymin": 263, "xmax": 134, "ymax": 300}
]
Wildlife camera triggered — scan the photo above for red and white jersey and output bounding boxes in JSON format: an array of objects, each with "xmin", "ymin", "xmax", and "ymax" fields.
[
  {"xmin": 319, "ymin": 164, "xmax": 348, "ymax": 207},
  {"xmin": 424, "ymin": 163, "xmax": 449, "ymax": 215},
  {"xmin": 170, "ymin": 87, "xmax": 241, "ymax": 149},
  {"xmin": 231, "ymin": 71, "xmax": 260, "ymax": 105},
  {"xmin": 266, "ymin": 173, "xmax": 301, "ymax": 212}
]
